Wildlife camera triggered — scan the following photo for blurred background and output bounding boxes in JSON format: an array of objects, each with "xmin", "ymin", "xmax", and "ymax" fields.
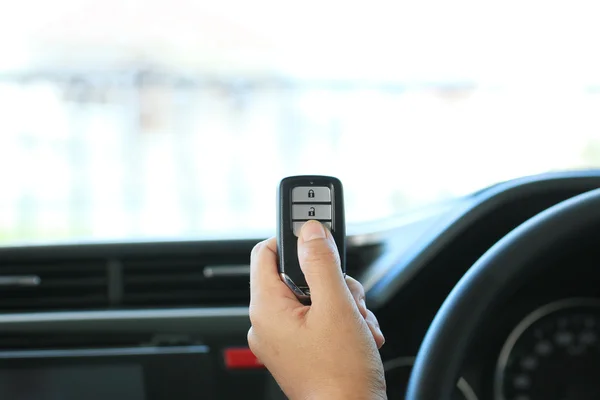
[{"xmin": 1, "ymin": 0, "xmax": 600, "ymax": 244}]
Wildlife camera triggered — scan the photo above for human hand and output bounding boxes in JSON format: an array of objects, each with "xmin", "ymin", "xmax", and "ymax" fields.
[{"xmin": 247, "ymin": 220, "xmax": 387, "ymax": 400}]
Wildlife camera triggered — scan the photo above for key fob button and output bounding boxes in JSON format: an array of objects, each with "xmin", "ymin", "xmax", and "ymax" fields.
[
  {"xmin": 293, "ymin": 221, "xmax": 332, "ymax": 237},
  {"xmin": 292, "ymin": 186, "xmax": 331, "ymax": 202},
  {"xmin": 292, "ymin": 204, "xmax": 332, "ymax": 220}
]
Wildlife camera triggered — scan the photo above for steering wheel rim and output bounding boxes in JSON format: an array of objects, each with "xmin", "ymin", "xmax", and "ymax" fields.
[{"xmin": 406, "ymin": 187, "xmax": 600, "ymax": 400}]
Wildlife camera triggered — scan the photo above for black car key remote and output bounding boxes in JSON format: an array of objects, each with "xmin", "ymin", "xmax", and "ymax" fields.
[{"xmin": 277, "ymin": 175, "xmax": 346, "ymax": 303}]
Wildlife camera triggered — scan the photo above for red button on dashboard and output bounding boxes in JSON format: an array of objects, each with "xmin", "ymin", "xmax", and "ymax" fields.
[{"xmin": 224, "ymin": 347, "xmax": 264, "ymax": 369}]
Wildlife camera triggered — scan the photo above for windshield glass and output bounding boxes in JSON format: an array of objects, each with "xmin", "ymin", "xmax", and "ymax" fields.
[{"xmin": 2, "ymin": 1, "xmax": 600, "ymax": 244}]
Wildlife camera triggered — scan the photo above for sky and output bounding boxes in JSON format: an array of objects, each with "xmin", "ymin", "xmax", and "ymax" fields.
[{"xmin": 1, "ymin": 0, "xmax": 600, "ymax": 83}]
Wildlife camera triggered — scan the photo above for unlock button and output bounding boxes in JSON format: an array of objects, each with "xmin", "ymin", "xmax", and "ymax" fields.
[{"xmin": 292, "ymin": 204, "xmax": 332, "ymax": 220}]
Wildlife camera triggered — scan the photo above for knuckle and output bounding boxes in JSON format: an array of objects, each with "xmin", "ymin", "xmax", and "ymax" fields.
[
  {"xmin": 247, "ymin": 328, "xmax": 259, "ymax": 353},
  {"xmin": 346, "ymin": 276, "xmax": 365, "ymax": 298},
  {"xmin": 356, "ymin": 300, "xmax": 368, "ymax": 318},
  {"xmin": 248, "ymin": 305, "xmax": 263, "ymax": 327},
  {"xmin": 370, "ymin": 309, "xmax": 380, "ymax": 322},
  {"xmin": 366, "ymin": 309, "xmax": 380, "ymax": 327},
  {"xmin": 250, "ymin": 241, "xmax": 264, "ymax": 261}
]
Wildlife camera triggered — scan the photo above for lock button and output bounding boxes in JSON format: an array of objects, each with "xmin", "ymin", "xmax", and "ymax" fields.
[
  {"xmin": 292, "ymin": 204, "xmax": 332, "ymax": 220},
  {"xmin": 292, "ymin": 186, "xmax": 331, "ymax": 202}
]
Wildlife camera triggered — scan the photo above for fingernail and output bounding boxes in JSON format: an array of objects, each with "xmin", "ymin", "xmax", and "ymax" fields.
[{"xmin": 301, "ymin": 220, "xmax": 326, "ymax": 242}]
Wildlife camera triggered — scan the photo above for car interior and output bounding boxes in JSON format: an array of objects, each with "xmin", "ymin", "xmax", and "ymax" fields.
[{"xmin": 2, "ymin": 2, "xmax": 600, "ymax": 399}]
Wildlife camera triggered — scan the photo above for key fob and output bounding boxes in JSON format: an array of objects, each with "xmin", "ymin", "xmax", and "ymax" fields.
[{"xmin": 277, "ymin": 175, "xmax": 346, "ymax": 303}]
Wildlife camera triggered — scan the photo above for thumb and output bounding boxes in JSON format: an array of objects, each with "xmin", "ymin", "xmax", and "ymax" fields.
[{"xmin": 297, "ymin": 220, "xmax": 351, "ymax": 307}]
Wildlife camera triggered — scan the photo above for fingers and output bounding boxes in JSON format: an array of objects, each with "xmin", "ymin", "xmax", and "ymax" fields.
[
  {"xmin": 346, "ymin": 276, "xmax": 367, "ymax": 318},
  {"xmin": 297, "ymin": 221, "xmax": 350, "ymax": 307},
  {"xmin": 365, "ymin": 309, "xmax": 385, "ymax": 349},
  {"xmin": 250, "ymin": 238, "xmax": 298, "ymax": 309},
  {"xmin": 346, "ymin": 276, "xmax": 385, "ymax": 349}
]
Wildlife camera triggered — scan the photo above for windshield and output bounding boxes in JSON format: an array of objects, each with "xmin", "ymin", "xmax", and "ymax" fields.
[{"xmin": 2, "ymin": 1, "xmax": 600, "ymax": 244}]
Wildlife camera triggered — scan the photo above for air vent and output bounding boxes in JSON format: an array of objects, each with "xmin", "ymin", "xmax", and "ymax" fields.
[
  {"xmin": 120, "ymin": 245, "xmax": 382, "ymax": 309},
  {"xmin": 0, "ymin": 260, "xmax": 108, "ymax": 312},
  {"xmin": 122, "ymin": 258, "xmax": 250, "ymax": 307},
  {"xmin": 0, "ymin": 242, "xmax": 382, "ymax": 312}
]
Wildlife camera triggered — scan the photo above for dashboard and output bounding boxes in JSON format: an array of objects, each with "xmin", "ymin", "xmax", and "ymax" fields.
[{"xmin": 1, "ymin": 170, "xmax": 600, "ymax": 399}]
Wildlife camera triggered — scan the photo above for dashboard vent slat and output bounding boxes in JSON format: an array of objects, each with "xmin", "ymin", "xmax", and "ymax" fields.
[
  {"xmin": 122, "ymin": 257, "xmax": 250, "ymax": 308},
  {"xmin": 0, "ymin": 260, "xmax": 108, "ymax": 312},
  {"xmin": 125, "ymin": 273, "xmax": 205, "ymax": 285}
]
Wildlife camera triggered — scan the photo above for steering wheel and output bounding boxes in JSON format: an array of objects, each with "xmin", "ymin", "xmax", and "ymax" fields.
[{"xmin": 405, "ymin": 187, "xmax": 600, "ymax": 400}]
